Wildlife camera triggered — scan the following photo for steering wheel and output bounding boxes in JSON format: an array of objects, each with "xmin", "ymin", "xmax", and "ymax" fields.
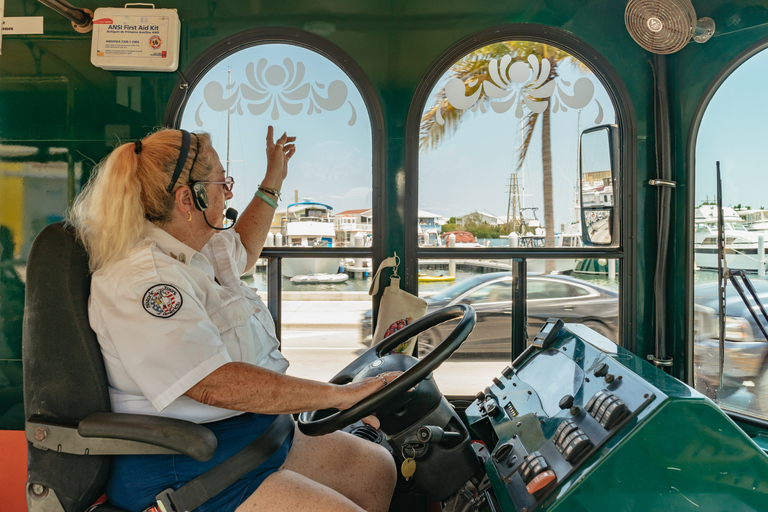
[{"xmin": 298, "ymin": 304, "xmax": 476, "ymax": 436}]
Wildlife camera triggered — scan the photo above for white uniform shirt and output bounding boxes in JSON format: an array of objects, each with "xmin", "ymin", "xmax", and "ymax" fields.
[{"xmin": 89, "ymin": 221, "xmax": 289, "ymax": 424}]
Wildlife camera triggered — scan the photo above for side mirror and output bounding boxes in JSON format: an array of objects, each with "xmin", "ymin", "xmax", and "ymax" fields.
[{"xmin": 579, "ymin": 124, "xmax": 619, "ymax": 246}]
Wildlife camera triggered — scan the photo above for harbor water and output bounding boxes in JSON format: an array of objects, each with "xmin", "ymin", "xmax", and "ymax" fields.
[{"xmin": 241, "ymin": 262, "xmax": 621, "ymax": 294}]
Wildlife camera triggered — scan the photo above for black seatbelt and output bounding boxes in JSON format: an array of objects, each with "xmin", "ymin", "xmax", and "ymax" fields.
[{"xmin": 150, "ymin": 414, "xmax": 295, "ymax": 512}]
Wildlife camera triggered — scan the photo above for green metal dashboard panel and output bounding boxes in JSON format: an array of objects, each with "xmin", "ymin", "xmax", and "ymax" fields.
[{"xmin": 467, "ymin": 324, "xmax": 768, "ymax": 511}]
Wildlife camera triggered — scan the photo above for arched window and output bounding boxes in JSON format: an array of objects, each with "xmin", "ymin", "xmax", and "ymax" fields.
[
  {"xmin": 692, "ymin": 44, "xmax": 768, "ymax": 422},
  {"xmin": 169, "ymin": 31, "xmax": 382, "ymax": 381},
  {"xmin": 179, "ymin": 44, "xmax": 371, "ymax": 222},
  {"xmin": 409, "ymin": 27, "xmax": 628, "ymax": 394}
]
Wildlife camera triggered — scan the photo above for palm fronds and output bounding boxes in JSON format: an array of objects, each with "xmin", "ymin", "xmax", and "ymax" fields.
[{"xmin": 419, "ymin": 42, "xmax": 581, "ymax": 153}]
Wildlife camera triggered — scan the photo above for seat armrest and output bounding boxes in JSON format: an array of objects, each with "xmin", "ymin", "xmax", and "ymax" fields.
[
  {"xmin": 27, "ymin": 413, "xmax": 218, "ymax": 462},
  {"xmin": 80, "ymin": 412, "xmax": 218, "ymax": 460}
]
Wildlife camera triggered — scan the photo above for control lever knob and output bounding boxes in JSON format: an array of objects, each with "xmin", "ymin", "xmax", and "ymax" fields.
[
  {"xmin": 417, "ymin": 425, "xmax": 462, "ymax": 444},
  {"xmin": 493, "ymin": 441, "xmax": 515, "ymax": 463},
  {"xmin": 594, "ymin": 362, "xmax": 609, "ymax": 377},
  {"xmin": 558, "ymin": 395, "xmax": 575, "ymax": 410},
  {"xmin": 475, "ymin": 391, "xmax": 486, "ymax": 403},
  {"xmin": 485, "ymin": 398, "xmax": 501, "ymax": 417}
]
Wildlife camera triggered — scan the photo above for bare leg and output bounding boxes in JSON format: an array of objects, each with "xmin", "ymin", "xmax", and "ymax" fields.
[
  {"xmin": 236, "ymin": 469, "xmax": 365, "ymax": 512},
  {"xmin": 236, "ymin": 429, "xmax": 396, "ymax": 512},
  {"xmin": 286, "ymin": 429, "xmax": 396, "ymax": 512}
]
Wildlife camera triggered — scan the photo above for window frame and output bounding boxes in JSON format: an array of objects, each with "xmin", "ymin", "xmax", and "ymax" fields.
[
  {"xmin": 163, "ymin": 27, "xmax": 386, "ymax": 338},
  {"xmin": 405, "ymin": 24, "xmax": 636, "ymax": 357},
  {"xmin": 687, "ymin": 37, "xmax": 768, "ymax": 423}
]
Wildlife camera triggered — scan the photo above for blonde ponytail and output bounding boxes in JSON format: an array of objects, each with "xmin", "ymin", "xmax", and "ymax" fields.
[{"xmin": 69, "ymin": 129, "xmax": 214, "ymax": 271}]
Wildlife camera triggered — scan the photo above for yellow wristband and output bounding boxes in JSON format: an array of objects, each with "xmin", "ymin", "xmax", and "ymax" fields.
[{"xmin": 255, "ymin": 189, "xmax": 278, "ymax": 209}]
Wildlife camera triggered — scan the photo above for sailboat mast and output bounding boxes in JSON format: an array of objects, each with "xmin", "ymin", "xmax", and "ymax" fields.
[
  {"xmin": 574, "ymin": 110, "xmax": 581, "ymax": 226},
  {"xmin": 512, "ymin": 174, "xmax": 520, "ymax": 232},
  {"xmin": 226, "ymin": 68, "xmax": 232, "ymax": 177},
  {"xmin": 506, "ymin": 174, "xmax": 512, "ymax": 225},
  {"xmin": 506, "ymin": 173, "xmax": 521, "ymax": 232}
]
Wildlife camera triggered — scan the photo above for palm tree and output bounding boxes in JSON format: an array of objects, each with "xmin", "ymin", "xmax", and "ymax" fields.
[{"xmin": 421, "ymin": 41, "xmax": 586, "ymax": 273}]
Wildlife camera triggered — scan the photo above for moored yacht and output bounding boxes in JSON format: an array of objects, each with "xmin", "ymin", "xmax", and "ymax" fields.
[
  {"xmin": 281, "ymin": 201, "xmax": 341, "ymax": 278},
  {"xmin": 694, "ymin": 205, "xmax": 768, "ymax": 272},
  {"xmin": 737, "ymin": 209, "xmax": 768, "ymax": 233}
]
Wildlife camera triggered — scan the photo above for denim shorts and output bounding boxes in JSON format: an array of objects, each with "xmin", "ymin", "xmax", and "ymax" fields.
[{"xmin": 106, "ymin": 413, "xmax": 294, "ymax": 512}]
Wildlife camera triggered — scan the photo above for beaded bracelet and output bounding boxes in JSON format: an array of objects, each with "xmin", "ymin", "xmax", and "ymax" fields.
[
  {"xmin": 258, "ymin": 185, "xmax": 281, "ymax": 200},
  {"xmin": 255, "ymin": 189, "xmax": 278, "ymax": 209}
]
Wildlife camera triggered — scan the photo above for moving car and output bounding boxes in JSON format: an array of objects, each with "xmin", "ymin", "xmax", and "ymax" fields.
[
  {"xmin": 693, "ymin": 278, "xmax": 768, "ymax": 411},
  {"xmin": 361, "ymin": 272, "xmax": 619, "ymax": 357}
]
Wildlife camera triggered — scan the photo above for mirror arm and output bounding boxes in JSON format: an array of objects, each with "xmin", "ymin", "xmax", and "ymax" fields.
[{"xmin": 649, "ymin": 179, "xmax": 676, "ymax": 188}]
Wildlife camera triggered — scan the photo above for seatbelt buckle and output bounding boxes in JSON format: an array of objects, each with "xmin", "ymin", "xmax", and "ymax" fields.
[{"xmin": 147, "ymin": 488, "xmax": 178, "ymax": 512}]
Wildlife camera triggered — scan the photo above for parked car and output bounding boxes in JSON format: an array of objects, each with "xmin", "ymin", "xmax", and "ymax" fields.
[
  {"xmin": 693, "ymin": 278, "xmax": 768, "ymax": 411},
  {"xmin": 361, "ymin": 272, "xmax": 619, "ymax": 357}
]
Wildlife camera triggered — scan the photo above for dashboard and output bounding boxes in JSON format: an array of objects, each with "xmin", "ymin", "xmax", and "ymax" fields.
[{"xmin": 465, "ymin": 324, "xmax": 768, "ymax": 511}]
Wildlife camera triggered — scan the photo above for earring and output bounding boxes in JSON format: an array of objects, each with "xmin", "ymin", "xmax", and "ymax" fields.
[{"xmin": 187, "ymin": 211, "xmax": 192, "ymax": 222}]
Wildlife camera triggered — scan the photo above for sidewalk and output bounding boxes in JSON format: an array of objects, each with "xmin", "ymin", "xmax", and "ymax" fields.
[{"xmin": 281, "ymin": 300, "xmax": 370, "ymax": 328}]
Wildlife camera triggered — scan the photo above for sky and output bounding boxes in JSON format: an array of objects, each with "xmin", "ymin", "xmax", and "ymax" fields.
[
  {"xmin": 179, "ymin": 43, "xmax": 372, "ymax": 215},
  {"xmin": 695, "ymin": 47, "xmax": 768, "ymax": 211},
  {"xmin": 178, "ymin": 41, "xmax": 616, "ymax": 233},
  {"xmin": 418, "ymin": 61, "xmax": 615, "ymax": 229}
]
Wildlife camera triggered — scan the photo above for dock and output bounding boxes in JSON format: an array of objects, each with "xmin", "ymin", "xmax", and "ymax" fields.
[{"xmin": 418, "ymin": 259, "xmax": 512, "ymax": 273}]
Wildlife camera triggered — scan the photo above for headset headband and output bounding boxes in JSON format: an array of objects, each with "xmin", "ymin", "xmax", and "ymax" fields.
[{"xmin": 167, "ymin": 129, "xmax": 191, "ymax": 194}]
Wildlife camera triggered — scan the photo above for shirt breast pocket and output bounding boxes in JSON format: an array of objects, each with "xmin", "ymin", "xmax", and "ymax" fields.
[{"xmin": 208, "ymin": 299, "xmax": 253, "ymax": 361}]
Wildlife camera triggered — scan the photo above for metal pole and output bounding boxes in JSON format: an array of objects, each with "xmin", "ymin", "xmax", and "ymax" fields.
[
  {"xmin": 268, "ymin": 257, "xmax": 282, "ymax": 344},
  {"xmin": 37, "ymin": 0, "xmax": 92, "ymax": 30},
  {"xmin": 716, "ymin": 162, "xmax": 726, "ymax": 393},
  {"xmin": 511, "ymin": 259, "xmax": 527, "ymax": 361}
]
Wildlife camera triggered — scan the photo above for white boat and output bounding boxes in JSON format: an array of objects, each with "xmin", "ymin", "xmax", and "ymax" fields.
[
  {"xmin": 281, "ymin": 201, "xmax": 341, "ymax": 278},
  {"xmin": 695, "ymin": 235, "xmax": 768, "ymax": 272},
  {"xmin": 344, "ymin": 257, "xmax": 372, "ymax": 278},
  {"xmin": 737, "ymin": 209, "xmax": 768, "ymax": 232},
  {"xmin": 505, "ymin": 230, "xmax": 579, "ymax": 274},
  {"xmin": 694, "ymin": 205, "xmax": 768, "ymax": 272},
  {"xmin": 694, "ymin": 205, "xmax": 750, "ymax": 244},
  {"xmin": 290, "ymin": 273, "xmax": 350, "ymax": 284}
]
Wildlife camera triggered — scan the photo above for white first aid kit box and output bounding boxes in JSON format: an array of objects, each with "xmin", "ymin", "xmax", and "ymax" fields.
[{"xmin": 90, "ymin": 5, "xmax": 180, "ymax": 72}]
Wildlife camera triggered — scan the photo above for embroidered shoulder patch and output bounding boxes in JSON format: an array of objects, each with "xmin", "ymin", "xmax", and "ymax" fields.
[{"xmin": 143, "ymin": 284, "xmax": 183, "ymax": 318}]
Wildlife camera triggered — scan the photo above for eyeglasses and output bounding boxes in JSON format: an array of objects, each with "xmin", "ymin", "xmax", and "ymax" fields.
[{"xmin": 197, "ymin": 176, "xmax": 235, "ymax": 191}]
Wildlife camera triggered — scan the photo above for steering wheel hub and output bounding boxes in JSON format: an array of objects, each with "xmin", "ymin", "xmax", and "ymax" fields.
[{"xmin": 353, "ymin": 354, "xmax": 443, "ymax": 433}]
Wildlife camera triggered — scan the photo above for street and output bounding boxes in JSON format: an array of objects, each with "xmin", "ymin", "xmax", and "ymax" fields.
[{"xmin": 281, "ymin": 326, "xmax": 509, "ymax": 395}]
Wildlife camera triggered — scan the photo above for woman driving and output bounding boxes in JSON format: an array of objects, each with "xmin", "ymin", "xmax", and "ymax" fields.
[{"xmin": 68, "ymin": 126, "xmax": 397, "ymax": 512}]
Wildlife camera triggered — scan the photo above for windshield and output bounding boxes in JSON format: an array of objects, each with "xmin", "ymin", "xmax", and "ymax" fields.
[{"xmin": 724, "ymin": 222, "xmax": 748, "ymax": 232}]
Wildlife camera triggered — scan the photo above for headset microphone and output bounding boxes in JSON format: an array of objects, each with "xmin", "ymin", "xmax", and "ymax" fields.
[{"xmin": 203, "ymin": 207, "xmax": 239, "ymax": 231}]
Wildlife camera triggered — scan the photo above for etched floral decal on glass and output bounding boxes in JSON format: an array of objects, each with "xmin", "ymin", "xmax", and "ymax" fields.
[
  {"xmin": 194, "ymin": 57, "xmax": 358, "ymax": 126},
  {"xmin": 435, "ymin": 53, "xmax": 604, "ymax": 126}
]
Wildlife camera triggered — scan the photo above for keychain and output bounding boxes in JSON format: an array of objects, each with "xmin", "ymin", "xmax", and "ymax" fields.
[{"xmin": 400, "ymin": 444, "xmax": 417, "ymax": 481}]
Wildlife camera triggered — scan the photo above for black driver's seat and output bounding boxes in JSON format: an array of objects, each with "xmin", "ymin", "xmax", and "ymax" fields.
[{"xmin": 22, "ymin": 222, "xmax": 279, "ymax": 512}]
